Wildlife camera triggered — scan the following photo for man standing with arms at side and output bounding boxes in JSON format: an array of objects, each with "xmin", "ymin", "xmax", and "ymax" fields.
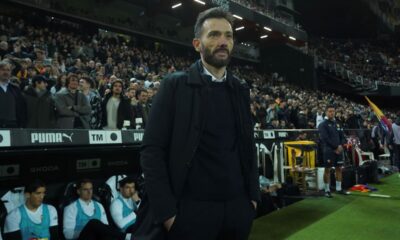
[
  {"xmin": 318, "ymin": 105, "xmax": 347, "ymax": 198},
  {"xmin": 140, "ymin": 7, "xmax": 259, "ymax": 240},
  {"xmin": 0, "ymin": 60, "xmax": 26, "ymax": 128}
]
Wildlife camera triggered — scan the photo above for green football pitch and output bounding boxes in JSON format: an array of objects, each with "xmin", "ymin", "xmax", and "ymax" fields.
[{"xmin": 250, "ymin": 174, "xmax": 400, "ymax": 240}]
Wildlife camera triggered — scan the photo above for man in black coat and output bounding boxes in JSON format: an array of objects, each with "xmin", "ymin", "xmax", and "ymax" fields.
[
  {"xmin": 0, "ymin": 60, "xmax": 26, "ymax": 128},
  {"xmin": 318, "ymin": 105, "xmax": 346, "ymax": 198},
  {"xmin": 101, "ymin": 79, "xmax": 133, "ymax": 129},
  {"xmin": 23, "ymin": 75, "xmax": 56, "ymax": 128},
  {"xmin": 140, "ymin": 7, "xmax": 259, "ymax": 240}
]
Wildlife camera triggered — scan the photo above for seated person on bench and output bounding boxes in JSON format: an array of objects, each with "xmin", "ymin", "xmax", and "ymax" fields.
[
  {"xmin": 3, "ymin": 179, "xmax": 58, "ymax": 240},
  {"xmin": 63, "ymin": 178, "xmax": 130, "ymax": 240},
  {"xmin": 110, "ymin": 177, "xmax": 141, "ymax": 232}
]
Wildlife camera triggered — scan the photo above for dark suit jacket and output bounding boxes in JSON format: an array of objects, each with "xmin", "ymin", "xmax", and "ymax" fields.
[{"xmin": 140, "ymin": 60, "xmax": 260, "ymax": 225}]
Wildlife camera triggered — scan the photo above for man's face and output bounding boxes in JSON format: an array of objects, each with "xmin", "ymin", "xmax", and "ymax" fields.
[
  {"xmin": 36, "ymin": 81, "xmax": 48, "ymax": 91},
  {"xmin": 78, "ymin": 182, "xmax": 93, "ymax": 201},
  {"xmin": 26, "ymin": 187, "xmax": 46, "ymax": 208},
  {"xmin": 120, "ymin": 183, "xmax": 136, "ymax": 199},
  {"xmin": 139, "ymin": 92, "xmax": 148, "ymax": 103},
  {"xmin": 127, "ymin": 89, "xmax": 135, "ymax": 99},
  {"xmin": 112, "ymin": 82, "xmax": 123, "ymax": 95},
  {"xmin": 326, "ymin": 107, "xmax": 335, "ymax": 120},
  {"xmin": 0, "ymin": 65, "xmax": 11, "ymax": 82},
  {"xmin": 68, "ymin": 78, "xmax": 79, "ymax": 90},
  {"xmin": 79, "ymin": 79, "xmax": 90, "ymax": 90},
  {"xmin": 88, "ymin": 61, "xmax": 95, "ymax": 68},
  {"xmin": 193, "ymin": 18, "xmax": 234, "ymax": 69}
]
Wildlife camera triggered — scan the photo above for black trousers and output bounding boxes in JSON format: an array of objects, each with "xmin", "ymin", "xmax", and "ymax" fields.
[
  {"xmin": 167, "ymin": 196, "xmax": 255, "ymax": 240},
  {"xmin": 78, "ymin": 219, "xmax": 125, "ymax": 240}
]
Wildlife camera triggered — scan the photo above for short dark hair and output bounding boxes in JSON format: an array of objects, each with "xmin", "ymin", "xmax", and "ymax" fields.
[
  {"xmin": 25, "ymin": 179, "xmax": 46, "ymax": 193},
  {"xmin": 80, "ymin": 77, "xmax": 94, "ymax": 88},
  {"xmin": 135, "ymin": 89, "xmax": 147, "ymax": 99},
  {"xmin": 326, "ymin": 104, "xmax": 335, "ymax": 111},
  {"xmin": 76, "ymin": 178, "xmax": 93, "ymax": 189},
  {"xmin": 194, "ymin": 7, "xmax": 234, "ymax": 38},
  {"xmin": 65, "ymin": 73, "xmax": 78, "ymax": 86},
  {"xmin": 111, "ymin": 79, "xmax": 124, "ymax": 89},
  {"xmin": 0, "ymin": 60, "xmax": 11, "ymax": 69},
  {"xmin": 119, "ymin": 176, "xmax": 136, "ymax": 188},
  {"xmin": 32, "ymin": 75, "xmax": 47, "ymax": 87}
]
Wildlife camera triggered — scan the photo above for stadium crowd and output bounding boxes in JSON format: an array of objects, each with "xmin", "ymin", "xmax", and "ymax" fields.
[
  {"xmin": 0, "ymin": 12, "xmax": 398, "ymax": 132},
  {"xmin": 310, "ymin": 37, "xmax": 400, "ymax": 86},
  {"xmin": 230, "ymin": 0, "xmax": 302, "ymax": 29}
]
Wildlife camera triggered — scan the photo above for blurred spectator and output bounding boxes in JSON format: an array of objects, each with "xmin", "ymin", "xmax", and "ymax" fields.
[
  {"xmin": 125, "ymin": 87, "xmax": 138, "ymax": 107},
  {"xmin": 133, "ymin": 89, "xmax": 150, "ymax": 128},
  {"xmin": 50, "ymin": 74, "xmax": 67, "ymax": 95},
  {"xmin": 23, "ymin": 75, "xmax": 56, "ymax": 128},
  {"xmin": 266, "ymin": 118, "xmax": 280, "ymax": 129},
  {"xmin": 0, "ymin": 60, "xmax": 26, "ymax": 128},
  {"xmin": 0, "ymin": 41, "xmax": 8, "ymax": 59},
  {"xmin": 79, "ymin": 77, "xmax": 102, "ymax": 129},
  {"xmin": 101, "ymin": 79, "xmax": 133, "ymax": 129},
  {"xmin": 54, "ymin": 74, "xmax": 90, "ymax": 129}
]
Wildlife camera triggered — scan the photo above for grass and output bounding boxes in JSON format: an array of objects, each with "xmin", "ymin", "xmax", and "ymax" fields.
[{"xmin": 249, "ymin": 174, "xmax": 400, "ymax": 240}]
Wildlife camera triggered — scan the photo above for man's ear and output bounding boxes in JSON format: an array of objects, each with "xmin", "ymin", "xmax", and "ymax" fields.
[{"xmin": 192, "ymin": 38, "xmax": 201, "ymax": 53}]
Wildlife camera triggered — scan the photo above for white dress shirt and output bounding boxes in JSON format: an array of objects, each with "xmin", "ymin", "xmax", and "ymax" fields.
[
  {"xmin": 63, "ymin": 199, "xmax": 108, "ymax": 240},
  {"xmin": 203, "ymin": 66, "xmax": 227, "ymax": 82}
]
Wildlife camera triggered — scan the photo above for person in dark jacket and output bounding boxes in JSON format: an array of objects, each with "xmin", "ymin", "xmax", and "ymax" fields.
[
  {"xmin": 23, "ymin": 75, "xmax": 56, "ymax": 129},
  {"xmin": 140, "ymin": 8, "xmax": 259, "ymax": 240},
  {"xmin": 318, "ymin": 105, "xmax": 346, "ymax": 198},
  {"xmin": 132, "ymin": 89, "xmax": 150, "ymax": 129},
  {"xmin": 0, "ymin": 60, "xmax": 26, "ymax": 128},
  {"xmin": 101, "ymin": 79, "xmax": 133, "ymax": 129}
]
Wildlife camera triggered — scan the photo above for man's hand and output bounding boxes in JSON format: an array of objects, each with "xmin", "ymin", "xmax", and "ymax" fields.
[
  {"xmin": 164, "ymin": 216, "xmax": 176, "ymax": 232},
  {"xmin": 131, "ymin": 191, "xmax": 141, "ymax": 202},
  {"xmin": 251, "ymin": 200, "xmax": 257, "ymax": 211},
  {"xmin": 335, "ymin": 145, "xmax": 343, "ymax": 154}
]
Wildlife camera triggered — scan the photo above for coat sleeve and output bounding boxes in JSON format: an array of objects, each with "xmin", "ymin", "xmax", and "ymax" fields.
[
  {"xmin": 54, "ymin": 94, "xmax": 78, "ymax": 117},
  {"xmin": 73, "ymin": 94, "xmax": 91, "ymax": 115},
  {"xmin": 140, "ymin": 76, "xmax": 177, "ymax": 225}
]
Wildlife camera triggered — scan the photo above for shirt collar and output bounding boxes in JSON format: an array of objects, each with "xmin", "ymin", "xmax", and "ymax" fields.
[
  {"xmin": 0, "ymin": 80, "xmax": 10, "ymax": 87},
  {"xmin": 202, "ymin": 65, "xmax": 227, "ymax": 82}
]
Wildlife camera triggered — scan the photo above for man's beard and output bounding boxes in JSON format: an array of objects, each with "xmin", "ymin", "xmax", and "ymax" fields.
[{"xmin": 201, "ymin": 43, "xmax": 231, "ymax": 68}]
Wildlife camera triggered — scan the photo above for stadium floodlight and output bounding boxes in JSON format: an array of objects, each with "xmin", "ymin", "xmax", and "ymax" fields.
[
  {"xmin": 235, "ymin": 26, "xmax": 245, "ymax": 31},
  {"xmin": 260, "ymin": 35, "xmax": 268, "ymax": 39},
  {"xmin": 194, "ymin": 0, "xmax": 206, "ymax": 5},
  {"xmin": 264, "ymin": 26, "xmax": 272, "ymax": 31},
  {"xmin": 233, "ymin": 14, "xmax": 243, "ymax": 20},
  {"xmin": 289, "ymin": 36, "xmax": 296, "ymax": 41},
  {"xmin": 172, "ymin": 3, "xmax": 182, "ymax": 9}
]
